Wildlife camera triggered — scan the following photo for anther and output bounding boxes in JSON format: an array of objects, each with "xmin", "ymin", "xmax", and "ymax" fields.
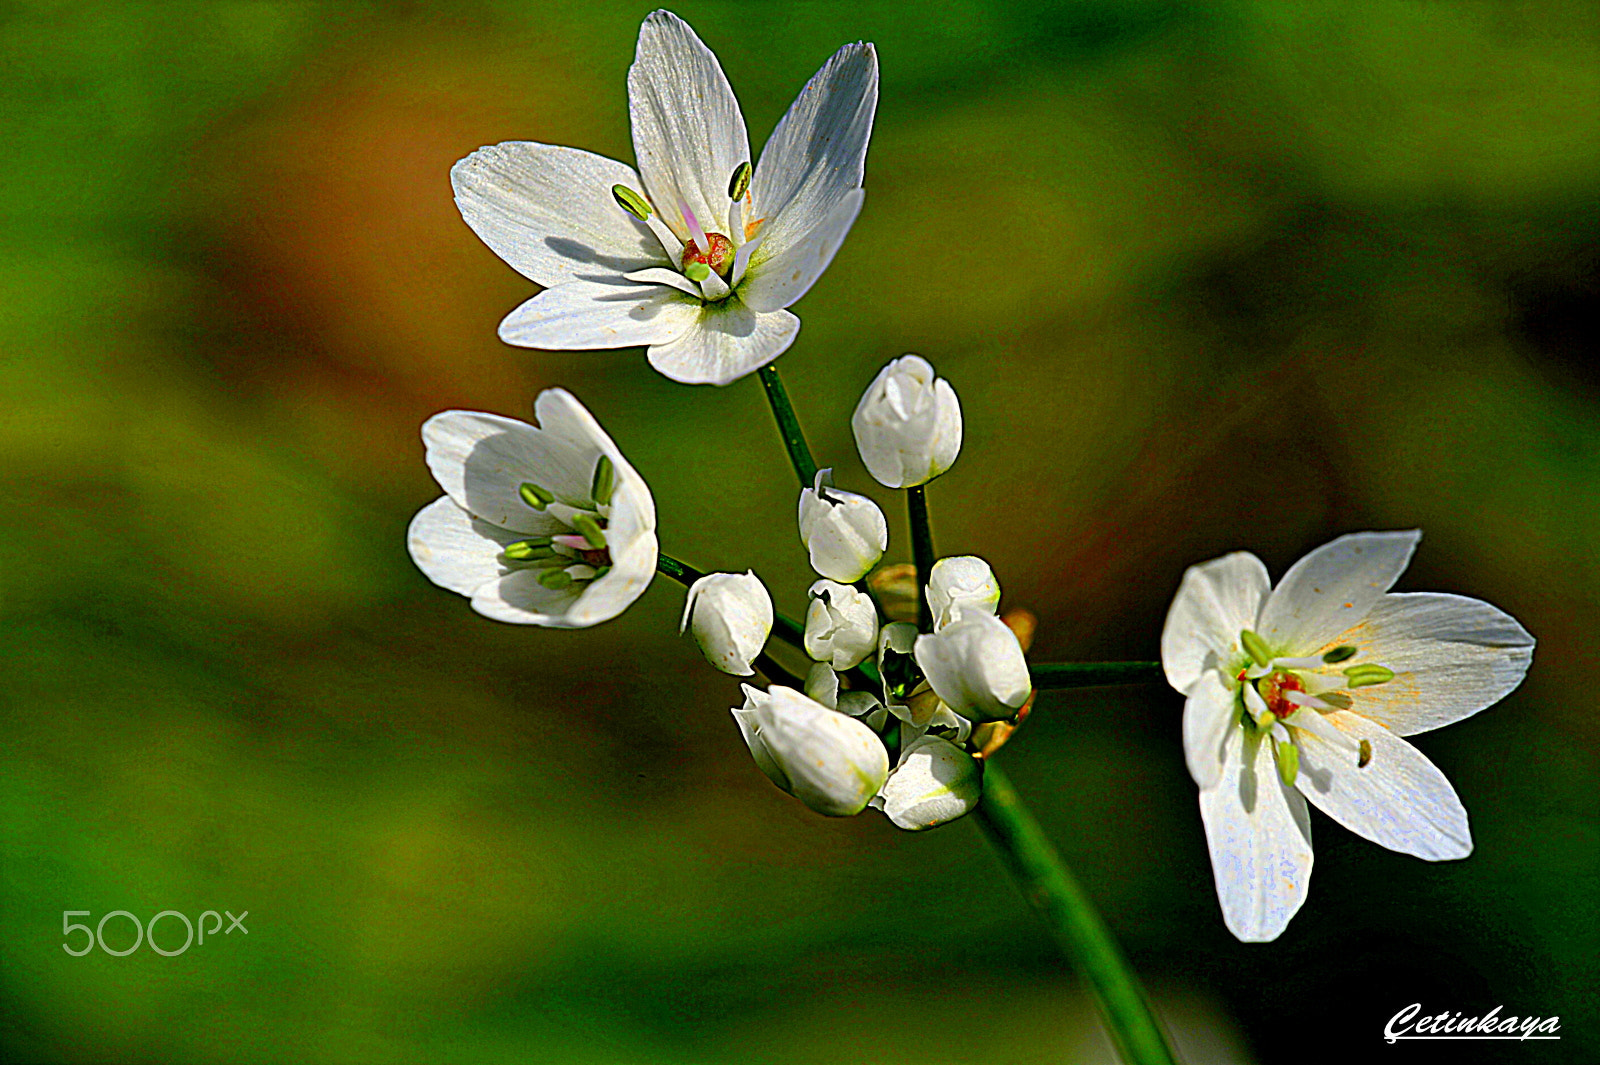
[
  {"xmin": 1322, "ymin": 645, "xmax": 1359, "ymax": 664},
  {"xmin": 572, "ymin": 513, "xmax": 607, "ymax": 550},
  {"xmin": 590, "ymin": 455, "xmax": 615, "ymax": 508},
  {"xmin": 612, "ymin": 185, "xmax": 653, "ymax": 221},
  {"xmin": 1240, "ymin": 629, "xmax": 1272, "ymax": 669},
  {"xmin": 1358, "ymin": 739, "xmax": 1373, "ymax": 768},
  {"xmin": 728, "ymin": 161, "xmax": 752, "ymax": 201},
  {"xmin": 538, "ymin": 569, "xmax": 574, "ymax": 590},
  {"xmin": 1343, "ymin": 664, "xmax": 1396, "ymax": 688},
  {"xmin": 503, "ymin": 539, "xmax": 556, "ymax": 561},
  {"xmin": 519, "ymin": 482, "xmax": 555, "ymax": 510}
]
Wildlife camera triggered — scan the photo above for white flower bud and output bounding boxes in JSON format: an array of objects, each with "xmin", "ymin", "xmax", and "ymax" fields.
[
  {"xmin": 731, "ymin": 685, "xmax": 889, "ymax": 817},
  {"xmin": 851, "ymin": 354, "xmax": 963, "ymax": 489},
  {"xmin": 927, "ymin": 556, "xmax": 1001, "ymax": 631},
  {"xmin": 680, "ymin": 571, "xmax": 772, "ymax": 676},
  {"xmin": 798, "ymin": 468, "xmax": 888, "ymax": 583},
  {"xmin": 913, "ymin": 612, "xmax": 1031, "ymax": 722},
  {"xmin": 880, "ymin": 734, "xmax": 984, "ymax": 831},
  {"xmin": 804, "ymin": 580, "xmax": 879, "ymax": 670}
]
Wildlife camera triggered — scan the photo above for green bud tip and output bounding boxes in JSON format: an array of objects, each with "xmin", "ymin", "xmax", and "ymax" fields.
[
  {"xmin": 1275, "ymin": 739, "xmax": 1300, "ymax": 787},
  {"xmin": 1240, "ymin": 629, "xmax": 1272, "ymax": 669},
  {"xmin": 728, "ymin": 160, "xmax": 752, "ymax": 201},
  {"xmin": 684, "ymin": 261, "xmax": 711, "ymax": 283},
  {"xmin": 1322, "ymin": 645, "xmax": 1359, "ymax": 664},
  {"xmin": 590, "ymin": 454, "xmax": 615, "ymax": 507},
  {"xmin": 519, "ymin": 482, "xmax": 555, "ymax": 510},
  {"xmin": 538, "ymin": 568, "xmax": 574, "ymax": 590},
  {"xmin": 611, "ymin": 184, "xmax": 652, "ymax": 221},
  {"xmin": 1358, "ymin": 739, "xmax": 1373, "ymax": 769},
  {"xmin": 1343, "ymin": 663, "xmax": 1396, "ymax": 688},
  {"xmin": 503, "ymin": 540, "xmax": 556, "ymax": 561},
  {"xmin": 572, "ymin": 513, "xmax": 607, "ymax": 549}
]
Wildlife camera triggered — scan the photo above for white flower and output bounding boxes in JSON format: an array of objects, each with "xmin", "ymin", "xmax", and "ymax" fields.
[
  {"xmin": 927, "ymin": 555, "xmax": 1000, "ymax": 631},
  {"xmin": 680, "ymin": 570, "xmax": 772, "ymax": 675},
  {"xmin": 805, "ymin": 662, "xmax": 888, "ymax": 728},
  {"xmin": 451, "ymin": 11, "xmax": 878, "ymax": 387},
  {"xmin": 1161, "ymin": 530, "xmax": 1535, "ymax": 943},
  {"xmin": 804, "ymin": 580, "xmax": 878, "ymax": 670},
  {"xmin": 878, "ymin": 734, "xmax": 984, "ymax": 831},
  {"xmin": 798, "ymin": 468, "xmax": 888, "ymax": 583},
  {"xmin": 914, "ymin": 612, "xmax": 1031, "ymax": 722},
  {"xmin": 407, "ymin": 390, "xmax": 657, "ymax": 627},
  {"xmin": 732, "ymin": 684, "xmax": 889, "ymax": 817},
  {"xmin": 852, "ymin": 354, "xmax": 962, "ymax": 488}
]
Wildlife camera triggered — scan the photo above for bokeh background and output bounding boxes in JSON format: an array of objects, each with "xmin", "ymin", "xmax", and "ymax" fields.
[{"xmin": 3, "ymin": 2, "xmax": 1597, "ymax": 1062}]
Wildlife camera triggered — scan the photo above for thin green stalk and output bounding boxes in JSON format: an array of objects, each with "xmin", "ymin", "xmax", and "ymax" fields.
[
  {"xmin": 906, "ymin": 484, "xmax": 935, "ymax": 632},
  {"xmin": 973, "ymin": 762, "xmax": 1177, "ymax": 1065},
  {"xmin": 1030, "ymin": 662, "xmax": 1165, "ymax": 689},
  {"xmin": 757, "ymin": 364, "xmax": 817, "ymax": 488}
]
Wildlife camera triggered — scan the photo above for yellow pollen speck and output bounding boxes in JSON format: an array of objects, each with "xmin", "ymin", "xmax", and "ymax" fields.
[{"xmin": 744, "ymin": 216, "xmax": 767, "ymax": 240}]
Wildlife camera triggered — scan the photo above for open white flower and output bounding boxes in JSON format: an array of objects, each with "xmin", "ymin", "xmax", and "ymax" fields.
[
  {"xmin": 1162, "ymin": 530, "xmax": 1535, "ymax": 942},
  {"xmin": 681, "ymin": 570, "xmax": 772, "ymax": 675},
  {"xmin": 407, "ymin": 390, "xmax": 657, "ymax": 627},
  {"xmin": 451, "ymin": 10, "xmax": 877, "ymax": 387},
  {"xmin": 732, "ymin": 684, "xmax": 889, "ymax": 817}
]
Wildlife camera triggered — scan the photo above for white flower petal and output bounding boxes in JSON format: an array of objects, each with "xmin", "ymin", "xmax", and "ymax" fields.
[
  {"xmin": 748, "ymin": 42, "xmax": 877, "ymax": 261},
  {"xmin": 1257, "ymin": 531, "xmax": 1421, "ymax": 656},
  {"xmin": 628, "ymin": 11, "xmax": 750, "ymax": 244},
  {"xmin": 407, "ymin": 496, "xmax": 531, "ymax": 597},
  {"xmin": 623, "ymin": 267, "xmax": 701, "ymax": 297},
  {"xmin": 1183, "ymin": 671, "xmax": 1237, "ymax": 791},
  {"xmin": 645, "ymin": 301, "xmax": 799, "ymax": 386},
  {"xmin": 1199, "ymin": 727, "xmax": 1314, "ymax": 942},
  {"xmin": 739, "ymin": 188, "xmax": 864, "ymax": 313},
  {"xmin": 881, "ymin": 734, "xmax": 983, "ymax": 831},
  {"xmin": 1161, "ymin": 551, "xmax": 1272, "ymax": 694},
  {"xmin": 451, "ymin": 143, "xmax": 664, "ymax": 287},
  {"xmin": 1293, "ymin": 710, "xmax": 1472, "ymax": 860},
  {"xmin": 927, "ymin": 556, "xmax": 1001, "ymax": 632},
  {"xmin": 1326, "ymin": 592, "xmax": 1535, "ymax": 736},
  {"xmin": 497, "ymin": 279, "xmax": 700, "ymax": 350},
  {"xmin": 913, "ymin": 612, "xmax": 1031, "ymax": 723}
]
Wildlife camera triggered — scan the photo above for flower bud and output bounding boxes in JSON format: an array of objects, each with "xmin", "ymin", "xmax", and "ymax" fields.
[
  {"xmin": 680, "ymin": 571, "xmax": 772, "ymax": 676},
  {"xmin": 851, "ymin": 354, "xmax": 962, "ymax": 489},
  {"xmin": 913, "ymin": 612, "xmax": 1031, "ymax": 722},
  {"xmin": 880, "ymin": 734, "xmax": 984, "ymax": 831},
  {"xmin": 798, "ymin": 468, "xmax": 888, "ymax": 583},
  {"xmin": 731, "ymin": 685, "xmax": 889, "ymax": 817},
  {"xmin": 804, "ymin": 580, "xmax": 878, "ymax": 670},
  {"xmin": 927, "ymin": 556, "xmax": 1001, "ymax": 631}
]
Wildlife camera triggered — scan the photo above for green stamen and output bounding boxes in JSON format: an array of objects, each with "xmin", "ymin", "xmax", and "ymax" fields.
[
  {"xmin": 1275, "ymin": 739, "xmax": 1300, "ymax": 787},
  {"xmin": 728, "ymin": 160, "xmax": 752, "ymax": 201},
  {"xmin": 519, "ymin": 482, "xmax": 555, "ymax": 510},
  {"xmin": 503, "ymin": 539, "xmax": 555, "ymax": 561},
  {"xmin": 611, "ymin": 184, "xmax": 652, "ymax": 221},
  {"xmin": 1343, "ymin": 664, "xmax": 1396, "ymax": 688},
  {"xmin": 590, "ymin": 454, "xmax": 615, "ymax": 507},
  {"xmin": 538, "ymin": 569, "xmax": 574, "ymax": 590},
  {"xmin": 1240, "ymin": 629, "xmax": 1272, "ymax": 669},
  {"xmin": 1322, "ymin": 645, "xmax": 1359, "ymax": 664},
  {"xmin": 572, "ymin": 513, "xmax": 606, "ymax": 549}
]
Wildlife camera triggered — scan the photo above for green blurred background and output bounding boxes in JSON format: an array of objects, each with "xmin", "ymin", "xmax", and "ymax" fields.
[{"xmin": 2, "ymin": 2, "xmax": 1596, "ymax": 1062}]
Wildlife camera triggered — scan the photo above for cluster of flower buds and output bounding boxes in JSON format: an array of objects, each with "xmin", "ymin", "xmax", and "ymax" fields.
[{"xmin": 681, "ymin": 356, "xmax": 1034, "ymax": 830}]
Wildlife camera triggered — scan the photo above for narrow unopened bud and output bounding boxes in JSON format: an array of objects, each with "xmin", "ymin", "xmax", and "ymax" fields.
[
  {"xmin": 927, "ymin": 556, "xmax": 1001, "ymax": 631},
  {"xmin": 590, "ymin": 454, "xmax": 615, "ymax": 507},
  {"xmin": 1322, "ymin": 645, "xmax": 1359, "ymax": 664},
  {"xmin": 680, "ymin": 571, "xmax": 772, "ymax": 676},
  {"xmin": 804, "ymin": 580, "xmax": 878, "ymax": 670},
  {"xmin": 913, "ymin": 612, "xmax": 1030, "ymax": 723},
  {"xmin": 852, "ymin": 354, "xmax": 963, "ymax": 488},
  {"xmin": 571, "ymin": 513, "xmax": 606, "ymax": 549},
  {"xmin": 1240, "ymin": 629, "xmax": 1272, "ymax": 669},
  {"xmin": 611, "ymin": 184, "xmax": 653, "ymax": 221},
  {"xmin": 880, "ymin": 735, "xmax": 984, "ymax": 831},
  {"xmin": 798, "ymin": 468, "xmax": 888, "ymax": 583},
  {"xmin": 1343, "ymin": 663, "xmax": 1396, "ymax": 688},
  {"xmin": 519, "ymin": 482, "xmax": 555, "ymax": 510},
  {"xmin": 731, "ymin": 685, "xmax": 889, "ymax": 817},
  {"xmin": 727, "ymin": 160, "xmax": 752, "ymax": 201}
]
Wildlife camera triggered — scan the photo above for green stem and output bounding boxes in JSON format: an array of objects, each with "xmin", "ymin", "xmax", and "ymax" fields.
[
  {"xmin": 973, "ymin": 762, "xmax": 1177, "ymax": 1065},
  {"xmin": 906, "ymin": 484, "xmax": 935, "ymax": 632},
  {"xmin": 1030, "ymin": 662, "xmax": 1165, "ymax": 689},
  {"xmin": 757, "ymin": 364, "xmax": 817, "ymax": 488}
]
